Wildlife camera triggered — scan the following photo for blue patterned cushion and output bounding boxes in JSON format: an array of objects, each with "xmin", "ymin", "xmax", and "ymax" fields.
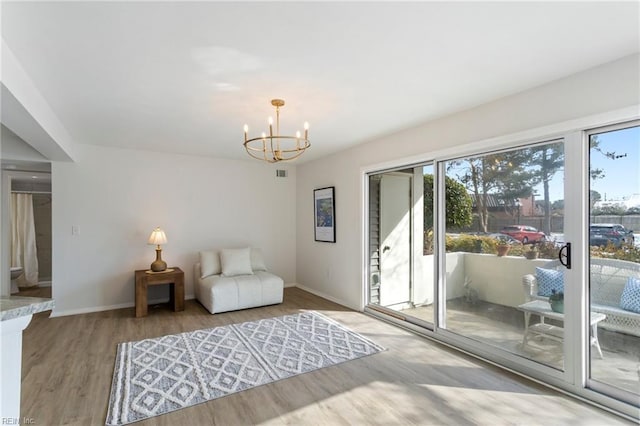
[
  {"xmin": 620, "ymin": 277, "xmax": 640, "ymax": 314},
  {"xmin": 536, "ymin": 267, "xmax": 564, "ymax": 297}
]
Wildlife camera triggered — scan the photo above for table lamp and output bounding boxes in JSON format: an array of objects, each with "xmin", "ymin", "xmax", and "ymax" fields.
[{"xmin": 147, "ymin": 227, "xmax": 168, "ymax": 272}]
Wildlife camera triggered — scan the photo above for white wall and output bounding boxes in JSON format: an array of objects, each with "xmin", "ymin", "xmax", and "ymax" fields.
[
  {"xmin": 1, "ymin": 39, "xmax": 75, "ymax": 162},
  {"xmin": 52, "ymin": 144, "xmax": 296, "ymax": 316},
  {"xmin": 461, "ymin": 253, "xmax": 549, "ymax": 307},
  {"xmin": 1, "ymin": 125, "xmax": 48, "ymax": 162},
  {"xmin": 296, "ymin": 53, "xmax": 640, "ymax": 311}
]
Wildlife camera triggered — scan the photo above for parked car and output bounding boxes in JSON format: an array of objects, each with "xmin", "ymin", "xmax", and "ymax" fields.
[
  {"xmin": 465, "ymin": 232, "xmax": 523, "ymax": 245},
  {"xmin": 500, "ymin": 225, "xmax": 546, "ymax": 244},
  {"xmin": 589, "ymin": 224, "xmax": 635, "ymax": 248}
]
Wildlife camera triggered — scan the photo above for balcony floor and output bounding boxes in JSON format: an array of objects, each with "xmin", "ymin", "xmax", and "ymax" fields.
[{"xmin": 397, "ymin": 298, "xmax": 640, "ymax": 396}]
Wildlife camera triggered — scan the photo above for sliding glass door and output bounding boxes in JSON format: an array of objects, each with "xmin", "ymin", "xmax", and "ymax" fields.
[
  {"xmin": 365, "ymin": 119, "xmax": 640, "ymax": 417},
  {"xmin": 587, "ymin": 122, "xmax": 640, "ymax": 404},
  {"xmin": 441, "ymin": 140, "xmax": 568, "ymax": 369}
]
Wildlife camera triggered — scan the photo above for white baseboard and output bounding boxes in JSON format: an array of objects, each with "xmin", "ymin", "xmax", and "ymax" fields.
[
  {"xmin": 51, "ymin": 294, "xmax": 196, "ymax": 317},
  {"xmin": 50, "ymin": 284, "xmax": 360, "ymax": 317},
  {"xmin": 292, "ymin": 283, "xmax": 361, "ymax": 312}
]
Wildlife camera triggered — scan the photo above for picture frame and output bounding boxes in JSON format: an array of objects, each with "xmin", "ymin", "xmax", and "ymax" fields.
[{"xmin": 314, "ymin": 186, "xmax": 336, "ymax": 243}]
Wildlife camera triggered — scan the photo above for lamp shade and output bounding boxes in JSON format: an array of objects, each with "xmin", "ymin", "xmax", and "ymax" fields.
[{"xmin": 147, "ymin": 227, "xmax": 167, "ymax": 245}]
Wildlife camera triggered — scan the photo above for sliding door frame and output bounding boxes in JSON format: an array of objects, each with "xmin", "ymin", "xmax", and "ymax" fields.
[
  {"xmin": 583, "ymin": 120, "xmax": 640, "ymax": 407},
  {"xmin": 361, "ymin": 105, "xmax": 639, "ymax": 420}
]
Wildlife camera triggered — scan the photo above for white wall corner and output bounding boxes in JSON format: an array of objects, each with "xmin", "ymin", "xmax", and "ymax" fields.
[
  {"xmin": 293, "ymin": 283, "xmax": 363, "ymax": 312},
  {"xmin": 1, "ymin": 38, "xmax": 75, "ymax": 162}
]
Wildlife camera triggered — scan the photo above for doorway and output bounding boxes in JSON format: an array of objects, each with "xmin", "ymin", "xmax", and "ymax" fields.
[
  {"xmin": 379, "ymin": 172, "xmax": 412, "ymax": 309},
  {"xmin": 2, "ymin": 167, "xmax": 52, "ymax": 299},
  {"xmin": 368, "ymin": 167, "xmax": 435, "ymax": 327}
]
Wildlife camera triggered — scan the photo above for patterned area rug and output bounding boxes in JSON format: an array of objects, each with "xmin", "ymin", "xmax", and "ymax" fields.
[{"xmin": 106, "ymin": 311, "xmax": 384, "ymax": 425}]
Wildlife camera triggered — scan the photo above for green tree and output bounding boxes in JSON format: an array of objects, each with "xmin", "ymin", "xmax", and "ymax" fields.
[
  {"xmin": 592, "ymin": 205, "xmax": 626, "ymax": 216},
  {"xmin": 589, "ymin": 135, "xmax": 627, "ymax": 180},
  {"xmin": 528, "ymin": 143, "xmax": 564, "ymax": 234},
  {"xmin": 525, "ymin": 138, "xmax": 623, "ymax": 234},
  {"xmin": 451, "ymin": 151, "xmax": 534, "ymax": 232},
  {"xmin": 423, "ymin": 174, "xmax": 472, "ymax": 230}
]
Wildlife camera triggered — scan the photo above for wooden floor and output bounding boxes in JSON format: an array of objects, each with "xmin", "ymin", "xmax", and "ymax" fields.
[{"xmin": 19, "ymin": 287, "xmax": 633, "ymax": 425}]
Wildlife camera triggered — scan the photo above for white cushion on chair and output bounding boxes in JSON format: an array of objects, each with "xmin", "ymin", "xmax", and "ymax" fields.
[
  {"xmin": 251, "ymin": 248, "xmax": 268, "ymax": 271},
  {"xmin": 220, "ymin": 248, "xmax": 253, "ymax": 277},
  {"xmin": 196, "ymin": 270, "xmax": 284, "ymax": 314},
  {"xmin": 199, "ymin": 250, "xmax": 220, "ymax": 278},
  {"xmin": 195, "ymin": 247, "xmax": 283, "ymax": 315}
]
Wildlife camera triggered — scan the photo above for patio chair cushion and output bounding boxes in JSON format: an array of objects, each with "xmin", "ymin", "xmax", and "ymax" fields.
[
  {"xmin": 620, "ymin": 276, "xmax": 640, "ymax": 314},
  {"xmin": 524, "ymin": 258, "xmax": 640, "ymax": 337},
  {"xmin": 536, "ymin": 267, "xmax": 564, "ymax": 297}
]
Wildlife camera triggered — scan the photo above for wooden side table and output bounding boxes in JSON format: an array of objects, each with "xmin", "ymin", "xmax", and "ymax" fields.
[{"xmin": 135, "ymin": 267, "xmax": 184, "ymax": 318}]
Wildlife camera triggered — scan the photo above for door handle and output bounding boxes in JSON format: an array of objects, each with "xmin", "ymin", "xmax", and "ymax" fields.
[
  {"xmin": 383, "ymin": 245, "xmax": 391, "ymax": 253},
  {"xmin": 558, "ymin": 242, "xmax": 571, "ymax": 269}
]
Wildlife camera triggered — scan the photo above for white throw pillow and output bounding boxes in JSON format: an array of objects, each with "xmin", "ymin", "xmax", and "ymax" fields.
[
  {"xmin": 220, "ymin": 248, "xmax": 254, "ymax": 277},
  {"xmin": 251, "ymin": 248, "xmax": 268, "ymax": 271},
  {"xmin": 199, "ymin": 250, "xmax": 220, "ymax": 278}
]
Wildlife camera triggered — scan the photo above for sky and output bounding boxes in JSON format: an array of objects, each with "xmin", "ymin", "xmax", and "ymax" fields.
[
  {"xmin": 543, "ymin": 125, "xmax": 639, "ymax": 202},
  {"xmin": 438, "ymin": 124, "xmax": 639, "ymax": 204},
  {"xmin": 587, "ymin": 125, "xmax": 639, "ymax": 202}
]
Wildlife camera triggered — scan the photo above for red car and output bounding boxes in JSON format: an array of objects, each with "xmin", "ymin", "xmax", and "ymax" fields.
[{"xmin": 500, "ymin": 225, "xmax": 546, "ymax": 244}]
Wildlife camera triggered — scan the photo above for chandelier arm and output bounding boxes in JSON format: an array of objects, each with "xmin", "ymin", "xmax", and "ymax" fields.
[
  {"xmin": 244, "ymin": 136, "xmax": 310, "ymax": 163},
  {"xmin": 243, "ymin": 99, "xmax": 309, "ymax": 163},
  {"xmin": 270, "ymin": 136, "xmax": 277, "ymax": 161},
  {"xmin": 244, "ymin": 145, "xmax": 277, "ymax": 163}
]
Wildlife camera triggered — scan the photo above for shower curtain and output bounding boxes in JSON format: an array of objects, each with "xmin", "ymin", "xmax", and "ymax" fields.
[{"xmin": 11, "ymin": 193, "xmax": 39, "ymax": 287}]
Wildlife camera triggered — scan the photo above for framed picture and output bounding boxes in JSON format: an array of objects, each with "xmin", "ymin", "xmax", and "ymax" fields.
[{"xmin": 314, "ymin": 186, "xmax": 336, "ymax": 243}]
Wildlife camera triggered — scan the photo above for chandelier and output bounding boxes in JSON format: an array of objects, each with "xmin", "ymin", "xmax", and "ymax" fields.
[{"xmin": 243, "ymin": 99, "xmax": 310, "ymax": 163}]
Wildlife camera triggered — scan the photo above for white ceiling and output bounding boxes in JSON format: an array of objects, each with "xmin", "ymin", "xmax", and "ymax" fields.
[{"xmin": 2, "ymin": 1, "xmax": 639, "ymax": 163}]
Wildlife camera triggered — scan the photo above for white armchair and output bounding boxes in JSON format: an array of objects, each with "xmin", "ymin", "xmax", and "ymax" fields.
[{"xmin": 194, "ymin": 247, "xmax": 283, "ymax": 314}]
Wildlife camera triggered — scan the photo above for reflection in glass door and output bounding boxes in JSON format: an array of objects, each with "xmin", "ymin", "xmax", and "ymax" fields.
[
  {"xmin": 587, "ymin": 123, "xmax": 640, "ymax": 402},
  {"xmin": 442, "ymin": 140, "xmax": 567, "ymax": 369}
]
